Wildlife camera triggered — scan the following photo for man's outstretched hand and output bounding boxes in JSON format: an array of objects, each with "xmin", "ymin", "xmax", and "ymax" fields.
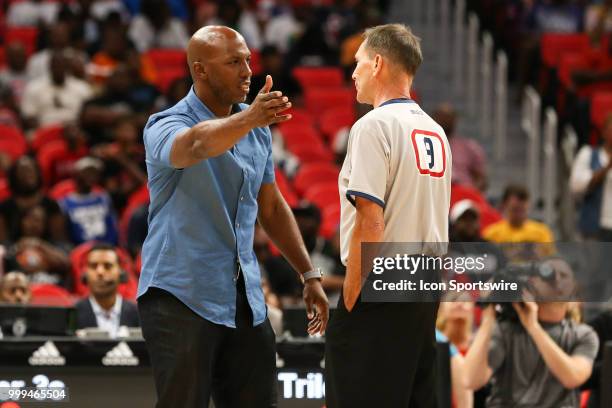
[
  {"xmin": 246, "ymin": 75, "xmax": 292, "ymax": 128},
  {"xmin": 303, "ymin": 279, "xmax": 329, "ymax": 336}
]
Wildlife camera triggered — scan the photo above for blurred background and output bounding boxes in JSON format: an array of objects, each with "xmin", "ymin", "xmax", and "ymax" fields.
[{"xmin": 0, "ymin": 0, "xmax": 611, "ymax": 407}]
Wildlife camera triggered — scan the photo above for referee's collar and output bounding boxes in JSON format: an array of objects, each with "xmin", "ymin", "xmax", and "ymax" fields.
[{"xmin": 379, "ymin": 97, "xmax": 415, "ymax": 107}]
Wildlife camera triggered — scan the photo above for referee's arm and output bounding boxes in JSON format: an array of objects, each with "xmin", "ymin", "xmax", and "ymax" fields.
[{"xmin": 344, "ymin": 196, "xmax": 385, "ymax": 311}]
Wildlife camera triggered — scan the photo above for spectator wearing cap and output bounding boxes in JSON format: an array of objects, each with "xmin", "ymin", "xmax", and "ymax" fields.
[
  {"xmin": 0, "ymin": 271, "xmax": 31, "ymax": 305},
  {"xmin": 570, "ymin": 115, "xmax": 612, "ymax": 240},
  {"xmin": 75, "ymin": 243, "xmax": 139, "ymax": 337},
  {"xmin": 0, "ymin": 43, "xmax": 28, "ymax": 105},
  {"xmin": 0, "ymin": 156, "xmax": 66, "ymax": 244},
  {"xmin": 483, "ymin": 184, "xmax": 554, "ymax": 259},
  {"xmin": 433, "ymin": 103, "xmax": 488, "ymax": 191},
  {"xmin": 21, "ymin": 51, "xmax": 92, "ymax": 130},
  {"xmin": 59, "ymin": 157, "xmax": 119, "ymax": 245}
]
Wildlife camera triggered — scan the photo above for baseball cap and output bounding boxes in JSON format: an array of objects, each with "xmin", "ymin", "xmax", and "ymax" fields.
[
  {"xmin": 74, "ymin": 157, "xmax": 103, "ymax": 172},
  {"xmin": 449, "ymin": 199, "xmax": 480, "ymax": 224}
]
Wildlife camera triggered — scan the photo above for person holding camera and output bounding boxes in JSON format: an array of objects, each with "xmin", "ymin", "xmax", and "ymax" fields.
[{"xmin": 463, "ymin": 258, "xmax": 599, "ymax": 408}]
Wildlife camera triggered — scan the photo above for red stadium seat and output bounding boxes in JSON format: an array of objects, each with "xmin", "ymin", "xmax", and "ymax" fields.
[
  {"xmin": 145, "ymin": 49, "xmax": 186, "ymax": 70},
  {"xmin": 321, "ymin": 204, "xmax": 340, "ymax": 238},
  {"xmin": 30, "ymin": 283, "xmax": 75, "ymax": 307},
  {"xmin": 36, "ymin": 140, "xmax": 88, "ymax": 186},
  {"xmin": 293, "ymin": 163, "xmax": 340, "ymax": 195},
  {"xmin": 292, "ymin": 66, "xmax": 344, "ymax": 89},
  {"xmin": 70, "ymin": 242, "xmax": 138, "ymax": 300},
  {"xmin": 304, "ymin": 88, "xmax": 355, "ymax": 118},
  {"xmin": 30, "ymin": 124, "xmax": 64, "ymax": 152},
  {"xmin": 319, "ymin": 106, "xmax": 355, "ymax": 141},
  {"xmin": 278, "ymin": 124, "xmax": 324, "ymax": 151},
  {"xmin": 118, "ymin": 184, "xmax": 149, "ymax": 247},
  {"xmin": 284, "ymin": 108, "xmax": 315, "ymax": 128},
  {"xmin": 290, "ymin": 144, "xmax": 334, "ymax": 165},
  {"xmin": 558, "ymin": 52, "xmax": 591, "ymax": 89},
  {"xmin": 540, "ymin": 33, "xmax": 590, "ymax": 68},
  {"xmin": 275, "ymin": 168, "xmax": 299, "ymax": 207},
  {"xmin": 0, "ymin": 124, "xmax": 27, "ymax": 161},
  {"xmin": 303, "ymin": 182, "xmax": 339, "ymax": 210},
  {"xmin": 249, "ymin": 49, "xmax": 261, "ymax": 76},
  {"xmin": 126, "ymin": 183, "xmax": 149, "ymax": 210},
  {"xmin": 155, "ymin": 67, "xmax": 188, "ymax": 94},
  {"xmin": 4, "ymin": 27, "xmax": 38, "ymax": 56},
  {"xmin": 0, "ymin": 177, "xmax": 10, "ymax": 201},
  {"xmin": 48, "ymin": 179, "xmax": 105, "ymax": 200},
  {"xmin": 0, "ymin": 47, "xmax": 5, "ymax": 68},
  {"xmin": 590, "ymin": 91, "xmax": 612, "ymax": 131}
]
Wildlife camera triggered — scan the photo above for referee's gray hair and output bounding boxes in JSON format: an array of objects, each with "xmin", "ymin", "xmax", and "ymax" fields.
[{"xmin": 363, "ymin": 23, "xmax": 422, "ymax": 75}]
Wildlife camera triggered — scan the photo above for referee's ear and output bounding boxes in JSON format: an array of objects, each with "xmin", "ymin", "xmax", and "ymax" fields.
[{"xmin": 373, "ymin": 54, "xmax": 383, "ymax": 76}]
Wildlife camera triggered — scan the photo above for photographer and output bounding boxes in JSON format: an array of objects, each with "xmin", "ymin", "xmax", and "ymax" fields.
[{"xmin": 463, "ymin": 258, "xmax": 599, "ymax": 407}]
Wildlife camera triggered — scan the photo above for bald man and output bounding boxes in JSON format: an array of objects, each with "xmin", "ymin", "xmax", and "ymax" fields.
[{"xmin": 137, "ymin": 26, "xmax": 329, "ymax": 408}]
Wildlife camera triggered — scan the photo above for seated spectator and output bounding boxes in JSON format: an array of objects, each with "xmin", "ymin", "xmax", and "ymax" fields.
[
  {"xmin": 585, "ymin": 307, "xmax": 612, "ymax": 407},
  {"xmin": 0, "ymin": 85, "xmax": 20, "ymax": 130},
  {"xmin": 26, "ymin": 22, "xmax": 86, "ymax": 81},
  {"xmin": 436, "ymin": 329, "xmax": 473, "ymax": 408},
  {"xmin": 483, "ymin": 184, "xmax": 554, "ymax": 259},
  {"xmin": 463, "ymin": 258, "xmax": 598, "ymax": 408},
  {"xmin": 91, "ymin": 115, "xmax": 147, "ymax": 210},
  {"xmin": 247, "ymin": 45, "xmax": 302, "ymax": 104},
  {"xmin": 21, "ymin": 51, "xmax": 93, "ymax": 130},
  {"xmin": 433, "ymin": 103, "xmax": 487, "ymax": 191},
  {"xmin": 570, "ymin": 115, "xmax": 612, "ymax": 240},
  {"xmin": 286, "ymin": 5, "xmax": 337, "ymax": 67},
  {"xmin": 127, "ymin": 0, "xmax": 189, "ymax": 52},
  {"xmin": 75, "ymin": 243, "xmax": 139, "ymax": 337},
  {"xmin": 42, "ymin": 122, "xmax": 89, "ymax": 186},
  {"xmin": 81, "ymin": 63, "xmax": 157, "ymax": 144},
  {"xmin": 16, "ymin": 204, "xmax": 71, "ymax": 252},
  {"xmin": 0, "ymin": 271, "xmax": 31, "ymax": 305},
  {"xmin": 6, "ymin": 0, "xmax": 60, "ymax": 27},
  {"xmin": 155, "ymin": 76, "xmax": 191, "ymax": 111},
  {"xmin": 4, "ymin": 236, "xmax": 71, "ymax": 286},
  {"xmin": 264, "ymin": 0, "xmax": 302, "ymax": 54},
  {"xmin": 0, "ymin": 156, "xmax": 66, "ymax": 244},
  {"xmin": 89, "ymin": 26, "xmax": 158, "ymax": 85},
  {"xmin": 59, "ymin": 157, "xmax": 119, "ymax": 245},
  {"xmin": 0, "ymin": 43, "xmax": 28, "ymax": 105}
]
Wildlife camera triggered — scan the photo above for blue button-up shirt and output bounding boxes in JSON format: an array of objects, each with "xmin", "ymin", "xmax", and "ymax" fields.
[{"xmin": 138, "ymin": 87, "xmax": 274, "ymax": 328}]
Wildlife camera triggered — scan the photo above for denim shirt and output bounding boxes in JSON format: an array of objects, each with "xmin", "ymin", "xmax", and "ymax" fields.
[{"xmin": 138, "ymin": 87, "xmax": 274, "ymax": 328}]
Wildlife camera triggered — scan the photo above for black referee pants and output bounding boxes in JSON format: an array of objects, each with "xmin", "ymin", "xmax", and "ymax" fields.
[
  {"xmin": 325, "ymin": 293, "xmax": 439, "ymax": 408},
  {"xmin": 138, "ymin": 274, "xmax": 277, "ymax": 408}
]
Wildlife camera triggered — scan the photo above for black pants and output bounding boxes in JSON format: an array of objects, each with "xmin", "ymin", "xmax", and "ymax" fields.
[
  {"xmin": 325, "ymin": 293, "xmax": 439, "ymax": 408},
  {"xmin": 138, "ymin": 275, "xmax": 277, "ymax": 408}
]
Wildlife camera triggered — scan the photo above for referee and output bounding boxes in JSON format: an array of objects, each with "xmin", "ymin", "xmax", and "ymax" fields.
[{"xmin": 325, "ymin": 24, "xmax": 452, "ymax": 407}]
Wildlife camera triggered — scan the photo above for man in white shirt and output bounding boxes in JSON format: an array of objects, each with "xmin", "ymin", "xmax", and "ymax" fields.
[
  {"xmin": 75, "ymin": 243, "xmax": 139, "ymax": 338},
  {"xmin": 324, "ymin": 23, "xmax": 452, "ymax": 407},
  {"xmin": 21, "ymin": 51, "xmax": 92, "ymax": 129}
]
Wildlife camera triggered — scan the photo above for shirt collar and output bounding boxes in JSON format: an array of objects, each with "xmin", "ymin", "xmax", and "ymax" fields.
[
  {"xmin": 379, "ymin": 97, "xmax": 415, "ymax": 107},
  {"xmin": 186, "ymin": 86, "xmax": 243, "ymax": 120},
  {"xmin": 89, "ymin": 295, "xmax": 122, "ymax": 318}
]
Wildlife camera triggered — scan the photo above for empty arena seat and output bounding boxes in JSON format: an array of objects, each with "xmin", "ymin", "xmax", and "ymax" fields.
[
  {"xmin": 590, "ymin": 91, "xmax": 612, "ymax": 130},
  {"xmin": 304, "ymin": 88, "xmax": 355, "ymax": 118},
  {"xmin": 290, "ymin": 144, "xmax": 334, "ymax": 165},
  {"xmin": 4, "ymin": 27, "xmax": 38, "ymax": 56},
  {"xmin": 321, "ymin": 204, "xmax": 340, "ymax": 238},
  {"xmin": 319, "ymin": 106, "xmax": 355, "ymax": 141},
  {"xmin": 278, "ymin": 124, "xmax": 324, "ymax": 151},
  {"xmin": 36, "ymin": 140, "xmax": 88, "ymax": 186},
  {"xmin": 292, "ymin": 66, "xmax": 344, "ymax": 89},
  {"xmin": 0, "ymin": 124, "xmax": 27, "ymax": 161},
  {"xmin": 275, "ymin": 168, "xmax": 299, "ymax": 207},
  {"xmin": 30, "ymin": 284, "xmax": 75, "ymax": 307},
  {"xmin": 303, "ymin": 182, "xmax": 339, "ymax": 210},
  {"xmin": 145, "ymin": 48, "xmax": 186, "ymax": 69},
  {"xmin": 540, "ymin": 33, "xmax": 590, "ymax": 68},
  {"xmin": 293, "ymin": 163, "xmax": 340, "ymax": 195},
  {"xmin": 30, "ymin": 124, "xmax": 64, "ymax": 152}
]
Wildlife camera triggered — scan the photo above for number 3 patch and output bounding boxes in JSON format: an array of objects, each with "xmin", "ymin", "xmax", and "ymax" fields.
[{"xmin": 411, "ymin": 129, "xmax": 446, "ymax": 178}]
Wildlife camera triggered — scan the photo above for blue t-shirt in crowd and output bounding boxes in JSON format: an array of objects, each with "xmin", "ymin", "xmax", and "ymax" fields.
[{"xmin": 60, "ymin": 192, "xmax": 119, "ymax": 245}]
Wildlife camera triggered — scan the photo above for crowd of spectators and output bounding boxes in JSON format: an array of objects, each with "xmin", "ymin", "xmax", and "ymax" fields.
[{"xmin": 0, "ymin": 1, "xmax": 611, "ymax": 408}]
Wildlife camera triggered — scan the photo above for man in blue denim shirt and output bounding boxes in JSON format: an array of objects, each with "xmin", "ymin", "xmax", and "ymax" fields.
[{"xmin": 137, "ymin": 26, "xmax": 329, "ymax": 408}]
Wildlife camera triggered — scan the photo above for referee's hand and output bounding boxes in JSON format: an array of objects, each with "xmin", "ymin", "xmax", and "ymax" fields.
[
  {"xmin": 303, "ymin": 279, "xmax": 329, "ymax": 336},
  {"xmin": 246, "ymin": 75, "xmax": 292, "ymax": 128}
]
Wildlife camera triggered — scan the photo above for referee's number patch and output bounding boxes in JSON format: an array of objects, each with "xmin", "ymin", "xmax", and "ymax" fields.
[{"xmin": 411, "ymin": 129, "xmax": 446, "ymax": 178}]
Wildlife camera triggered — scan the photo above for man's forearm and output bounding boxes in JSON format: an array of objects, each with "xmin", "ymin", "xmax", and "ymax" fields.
[
  {"xmin": 188, "ymin": 110, "xmax": 255, "ymax": 160},
  {"xmin": 258, "ymin": 196, "xmax": 313, "ymax": 276},
  {"xmin": 527, "ymin": 323, "xmax": 590, "ymax": 388},
  {"xmin": 463, "ymin": 313, "xmax": 495, "ymax": 390}
]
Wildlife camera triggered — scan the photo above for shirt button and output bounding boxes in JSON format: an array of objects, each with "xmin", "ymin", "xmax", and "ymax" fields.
[
  {"xmin": 240, "ymin": 196, "xmax": 244, "ymax": 201},
  {"xmin": 237, "ymin": 223, "xmax": 240, "ymax": 228}
]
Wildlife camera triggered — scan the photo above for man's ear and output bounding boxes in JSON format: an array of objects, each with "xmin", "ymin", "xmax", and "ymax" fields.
[
  {"xmin": 373, "ymin": 54, "xmax": 383, "ymax": 76},
  {"xmin": 193, "ymin": 61, "xmax": 207, "ymax": 80}
]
